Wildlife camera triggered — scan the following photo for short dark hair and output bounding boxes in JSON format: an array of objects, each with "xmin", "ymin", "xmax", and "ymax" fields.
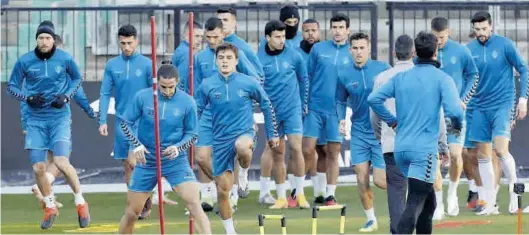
[
  {"xmin": 414, "ymin": 31, "xmax": 438, "ymax": 59},
  {"xmin": 157, "ymin": 64, "xmax": 179, "ymax": 80},
  {"xmin": 330, "ymin": 13, "xmax": 350, "ymax": 28},
  {"xmin": 302, "ymin": 18, "xmax": 319, "ymax": 27},
  {"xmin": 118, "ymin": 24, "xmax": 137, "ymax": 38},
  {"xmin": 471, "ymin": 11, "xmax": 492, "ymax": 25},
  {"xmin": 185, "ymin": 21, "xmax": 203, "ymax": 30},
  {"xmin": 217, "ymin": 7, "xmax": 237, "ymax": 16},
  {"xmin": 265, "ymin": 20, "xmax": 286, "ymax": 36},
  {"xmin": 349, "ymin": 32, "xmax": 369, "ymax": 44},
  {"xmin": 431, "ymin": 17, "xmax": 449, "ymax": 32},
  {"xmin": 215, "ymin": 43, "xmax": 239, "ymax": 59},
  {"xmin": 395, "ymin": 34, "xmax": 414, "ymax": 60},
  {"xmin": 205, "ymin": 17, "xmax": 223, "ymax": 32}
]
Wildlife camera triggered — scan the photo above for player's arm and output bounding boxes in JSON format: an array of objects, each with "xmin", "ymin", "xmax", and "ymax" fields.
[
  {"xmin": 370, "ymin": 78, "xmax": 384, "ymax": 141},
  {"xmin": 194, "ymin": 83, "xmax": 208, "ymax": 119},
  {"xmin": 367, "ymin": 78, "xmax": 397, "ymax": 128},
  {"xmin": 505, "ymin": 40, "xmax": 529, "ymax": 119},
  {"xmin": 461, "ymin": 47, "xmax": 479, "ymax": 105},
  {"xmin": 306, "ymin": 45, "xmax": 318, "ymax": 80},
  {"xmin": 294, "ymin": 51, "xmax": 310, "ymax": 114},
  {"xmin": 72, "ymin": 86, "xmax": 97, "ymax": 119},
  {"xmin": 237, "ymin": 51, "xmax": 264, "ymax": 85},
  {"xmin": 98, "ymin": 65, "xmax": 114, "ymax": 125},
  {"xmin": 64, "ymin": 57, "xmax": 83, "ymax": 100},
  {"xmin": 171, "ymin": 100, "xmax": 199, "ymax": 153},
  {"xmin": 120, "ymin": 93, "xmax": 144, "ymax": 149},
  {"xmin": 438, "ymin": 109, "xmax": 449, "ymax": 154},
  {"xmin": 250, "ymin": 81, "xmax": 279, "ymax": 140},
  {"xmin": 6, "ymin": 60, "xmax": 28, "ymax": 101},
  {"xmin": 440, "ymin": 76, "xmax": 464, "ymax": 132},
  {"xmin": 336, "ymin": 75, "xmax": 350, "ymax": 121},
  {"xmin": 145, "ymin": 60, "xmax": 154, "ymax": 88}
]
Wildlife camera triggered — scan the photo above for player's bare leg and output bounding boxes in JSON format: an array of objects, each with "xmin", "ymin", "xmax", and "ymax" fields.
[
  {"xmin": 175, "ymin": 182, "xmax": 212, "ymax": 234},
  {"xmin": 316, "ymin": 146, "xmax": 328, "ymax": 203},
  {"xmin": 235, "ymin": 136, "xmax": 253, "ymax": 199},
  {"xmin": 216, "ymin": 171, "xmax": 236, "ymax": 234},
  {"xmin": 259, "ymin": 144, "xmax": 276, "ymax": 205},
  {"xmin": 196, "ymin": 146, "xmax": 216, "ymax": 211},
  {"xmin": 324, "ymin": 142, "xmax": 341, "ymax": 205},
  {"xmin": 492, "ymin": 137, "xmax": 517, "ymax": 214},
  {"xmin": 446, "ymin": 144, "xmax": 463, "ymax": 216},
  {"xmin": 475, "ymin": 142, "xmax": 497, "ymax": 215},
  {"xmin": 356, "ymin": 161, "xmax": 386, "ymax": 232},
  {"xmin": 268, "ymin": 139, "xmax": 288, "ymax": 209},
  {"xmin": 32, "ymin": 152, "xmax": 63, "ymax": 208},
  {"xmin": 433, "ymin": 160, "xmax": 445, "ymax": 220},
  {"xmin": 463, "ymin": 148, "xmax": 479, "ymax": 209},
  {"xmin": 118, "ymin": 191, "xmax": 151, "ymax": 234},
  {"xmin": 303, "ymin": 137, "xmax": 324, "ymax": 202},
  {"xmin": 287, "ymin": 134, "xmax": 310, "ymax": 208},
  {"xmin": 125, "ymin": 153, "xmax": 153, "ymax": 220},
  {"xmin": 31, "ymin": 150, "xmax": 57, "ymax": 230}
]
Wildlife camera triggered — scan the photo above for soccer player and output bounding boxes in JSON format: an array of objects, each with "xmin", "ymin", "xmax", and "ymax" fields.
[
  {"xmin": 257, "ymin": 20, "xmax": 310, "ymax": 209},
  {"xmin": 466, "ymin": 11, "xmax": 527, "ymax": 215},
  {"xmin": 336, "ymin": 32, "xmax": 390, "ymax": 232},
  {"xmin": 368, "ymin": 31, "xmax": 464, "ymax": 234},
  {"xmin": 195, "ymin": 43, "xmax": 279, "ymax": 234},
  {"xmin": 217, "ymin": 7, "xmax": 265, "ymax": 198},
  {"xmin": 302, "ymin": 13, "xmax": 351, "ymax": 205},
  {"xmin": 172, "ymin": 21, "xmax": 204, "ymax": 93},
  {"xmin": 429, "ymin": 16, "xmax": 480, "ymax": 219},
  {"xmin": 7, "ymin": 20, "xmax": 90, "ymax": 229},
  {"xmin": 98, "ymin": 25, "xmax": 154, "ymax": 219},
  {"xmin": 117, "ymin": 64, "xmax": 211, "ymax": 234},
  {"xmin": 28, "ymin": 34, "xmax": 96, "ymax": 208},
  {"xmin": 193, "ymin": 17, "xmax": 262, "ymax": 212},
  {"xmin": 259, "ymin": 4, "xmax": 303, "ymax": 49},
  {"xmin": 297, "ymin": 19, "xmax": 321, "ymax": 61}
]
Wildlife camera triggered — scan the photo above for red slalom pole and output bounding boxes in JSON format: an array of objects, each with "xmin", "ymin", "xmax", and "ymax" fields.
[
  {"xmin": 150, "ymin": 16, "xmax": 165, "ymax": 235},
  {"xmin": 188, "ymin": 12, "xmax": 195, "ymax": 235}
]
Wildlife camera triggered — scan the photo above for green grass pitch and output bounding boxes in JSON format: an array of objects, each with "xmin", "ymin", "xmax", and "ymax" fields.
[{"xmin": 1, "ymin": 185, "xmax": 524, "ymax": 234}]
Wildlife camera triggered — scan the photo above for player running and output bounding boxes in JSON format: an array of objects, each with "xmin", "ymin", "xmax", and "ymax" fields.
[
  {"xmin": 336, "ymin": 32, "xmax": 390, "ymax": 232},
  {"xmin": 7, "ymin": 20, "xmax": 90, "ymax": 229},
  {"xmin": 368, "ymin": 31, "xmax": 464, "ymax": 234},
  {"xmin": 98, "ymin": 25, "xmax": 154, "ymax": 219},
  {"xmin": 259, "ymin": 4, "xmax": 303, "ymax": 49},
  {"xmin": 257, "ymin": 20, "xmax": 310, "ymax": 209},
  {"xmin": 428, "ymin": 16, "xmax": 479, "ymax": 219},
  {"xmin": 466, "ymin": 11, "xmax": 528, "ymax": 215},
  {"xmin": 302, "ymin": 13, "xmax": 351, "ymax": 205},
  {"xmin": 117, "ymin": 64, "xmax": 211, "ymax": 234},
  {"xmin": 193, "ymin": 17, "xmax": 262, "ymax": 212},
  {"xmin": 195, "ymin": 43, "xmax": 279, "ymax": 234}
]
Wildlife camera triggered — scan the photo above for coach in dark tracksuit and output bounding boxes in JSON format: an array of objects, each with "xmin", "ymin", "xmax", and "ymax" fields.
[{"xmin": 370, "ymin": 34, "xmax": 450, "ymax": 234}]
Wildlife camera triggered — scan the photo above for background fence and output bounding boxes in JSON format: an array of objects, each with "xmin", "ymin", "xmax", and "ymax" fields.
[{"xmin": 2, "ymin": 1, "xmax": 529, "ymax": 187}]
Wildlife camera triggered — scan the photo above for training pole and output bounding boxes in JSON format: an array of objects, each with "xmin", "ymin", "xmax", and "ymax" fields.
[
  {"xmin": 188, "ymin": 12, "xmax": 195, "ymax": 235},
  {"xmin": 151, "ymin": 16, "xmax": 166, "ymax": 235}
]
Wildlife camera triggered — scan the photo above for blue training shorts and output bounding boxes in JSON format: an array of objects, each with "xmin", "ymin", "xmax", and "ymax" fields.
[
  {"xmin": 468, "ymin": 105, "xmax": 511, "ymax": 144},
  {"xmin": 395, "ymin": 151, "xmax": 438, "ymax": 184},
  {"xmin": 129, "ymin": 157, "xmax": 196, "ymax": 193},
  {"xmin": 197, "ymin": 110, "xmax": 214, "ymax": 147},
  {"xmin": 212, "ymin": 131, "xmax": 255, "ymax": 177},
  {"xmin": 303, "ymin": 110, "xmax": 343, "ymax": 145},
  {"xmin": 350, "ymin": 131, "xmax": 385, "ymax": 169},
  {"xmin": 277, "ymin": 109, "xmax": 303, "ymax": 137},
  {"xmin": 113, "ymin": 117, "xmax": 135, "ymax": 160},
  {"xmin": 25, "ymin": 115, "xmax": 72, "ymax": 164}
]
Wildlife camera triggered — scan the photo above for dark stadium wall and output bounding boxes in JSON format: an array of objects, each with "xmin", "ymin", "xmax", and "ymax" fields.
[{"xmin": 2, "ymin": 82, "xmax": 529, "ymax": 175}]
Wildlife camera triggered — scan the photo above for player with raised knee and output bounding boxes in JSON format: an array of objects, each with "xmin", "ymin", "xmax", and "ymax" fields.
[
  {"xmin": 192, "ymin": 17, "xmax": 263, "ymax": 213},
  {"xmin": 216, "ymin": 7, "xmax": 264, "ymax": 198},
  {"xmin": 195, "ymin": 43, "xmax": 279, "ymax": 235},
  {"xmin": 302, "ymin": 13, "xmax": 351, "ymax": 206},
  {"xmin": 98, "ymin": 24, "xmax": 154, "ymax": 219},
  {"xmin": 336, "ymin": 32, "xmax": 390, "ymax": 232},
  {"xmin": 466, "ymin": 11, "xmax": 527, "ymax": 215},
  {"xmin": 7, "ymin": 20, "xmax": 91, "ymax": 229},
  {"xmin": 117, "ymin": 64, "xmax": 211, "ymax": 234},
  {"xmin": 428, "ymin": 16, "xmax": 480, "ymax": 219},
  {"xmin": 257, "ymin": 20, "xmax": 310, "ymax": 209},
  {"xmin": 369, "ymin": 31, "xmax": 464, "ymax": 234}
]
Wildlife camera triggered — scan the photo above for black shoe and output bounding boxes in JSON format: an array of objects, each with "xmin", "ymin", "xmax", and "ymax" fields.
[
  {"xmin": 314, "ymin": 196, "xmax": 325, "ymax": 204},
  {"xmin": 201, "ymin": 202, "xmax": 214, "ymax": 212}
]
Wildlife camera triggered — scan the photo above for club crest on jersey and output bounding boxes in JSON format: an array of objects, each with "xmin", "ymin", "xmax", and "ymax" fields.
[
  {"xmin": 492, "ymin": 50, "xmax": 498, "ymax": 59},
  {"xmin": 283, "ymin": 62, "xmax": 289, "ymax": 69},
  {"xmin": 173, "ymin": 108, "xmax": 181, "ymax": 117},
  {"xmin": 343, "ymin": 58, "xmax": 350, "ymax": 65},
  {"xmin": 136, "ymin": 69, "xmax": 142, "ymax": 77},
  {"xmin": 238, "ymin": 89, "xmax": 248, "ymax": 98},
  {"xmin": 450, "ymin": 56, "xmax": 457, "ymax": 64},
  {"xmin": 55, "ymin": 65, "xmax": 62, "ymax": 74}
]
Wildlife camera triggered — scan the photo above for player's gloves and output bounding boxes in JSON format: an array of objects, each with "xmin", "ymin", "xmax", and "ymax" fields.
[
  {"xmin": 87, "ymin": 108, "xmax": 98, "ymax": 119},
  {"xmin": 445, "ymin": 117, "xmax": 462, "ymax": 136},
  {"xmin": 26, "ymin": 93, "xmax": 46, "ymax": 108},
  {"xmin": 163, "ymin": 145, "xmax": 180, "ymax": 160},
  {"xmin": 51, "ymin": 94, "xmax": 70, "ymax": 109}
]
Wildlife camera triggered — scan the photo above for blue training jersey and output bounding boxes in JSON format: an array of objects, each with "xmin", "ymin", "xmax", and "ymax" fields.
[
  {"xmin": 120, "ymin": 88, "xmax": 197, "ymax": 164},
  {"xmin": 336, "ymin": 59, "xmax": 391, "ymax": 135},
  {"xmin": 171, "ymin": 40, "xmax": 195, "ymax": 93},
  {"xmin": 99, "ymin": 51, "xmax": 153, "ymax": 124},
  {"xmin": 466, "ymin": 34, "xmax": 528, "ymax": 110},
  {"xmin": 195, "ymin": 72, "xmax": 279, "ymax": 141},
  {"xmin": 307, "ymin": 40, "xmax": 351, "ymax": 114},
  {"xmin": 257, "ymin": 46, "xmax": 309, "ymax": 119},
  {"xmin": 368, "ymin": 61, "xmax": 464, "ymax": 154},
  {"xmin": 258, "ymin": 32, "xmax": 303, "ymax": 50},
  {"xmin": 224, "ymin": 33, "xmax": 265, "ymax": 78},
  {"xmin": 7, "ymin": 48, "xmax": 83, "ymax": 119}
]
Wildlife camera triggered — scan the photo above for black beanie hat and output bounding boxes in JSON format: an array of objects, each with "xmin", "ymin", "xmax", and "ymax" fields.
[
  {"xmin": 36, "ymin": 20, "xmax": 55, "ymax": 39},
  {"xmin": 279, "ymin": 5, "xmax": 300, "ymax": 22}
]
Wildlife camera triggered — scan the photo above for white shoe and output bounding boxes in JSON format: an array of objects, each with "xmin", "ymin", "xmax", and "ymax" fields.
[
  {"xmin": 238, "ymin": 175, "xmax": 249, "ymax": 198},
  {"xmin": 433, "ymin": 207, "xmax": 445, "ymax": 220},
  {"xmin": 259, "ymin": 193, "xmax": 276, "ymax": 205},
  {"xmin": 509, "ymin": 192, "xmax": 519, "ymax": 214},
  {"xmin": 446, "ymin": 196, "xmax": 459, "ymax": 217},
  {"xmin": 230, "ymin": 191, "xmax": 238, "ymax": 213},
  {"xmin": 476, "ymin": 203, "xmax": 499, "ymax": 216}
]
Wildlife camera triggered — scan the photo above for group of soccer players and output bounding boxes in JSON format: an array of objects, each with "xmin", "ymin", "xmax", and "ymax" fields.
[{"xmin": 8, "ymin": 3, "xmax": 528, "ymax": 234}]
